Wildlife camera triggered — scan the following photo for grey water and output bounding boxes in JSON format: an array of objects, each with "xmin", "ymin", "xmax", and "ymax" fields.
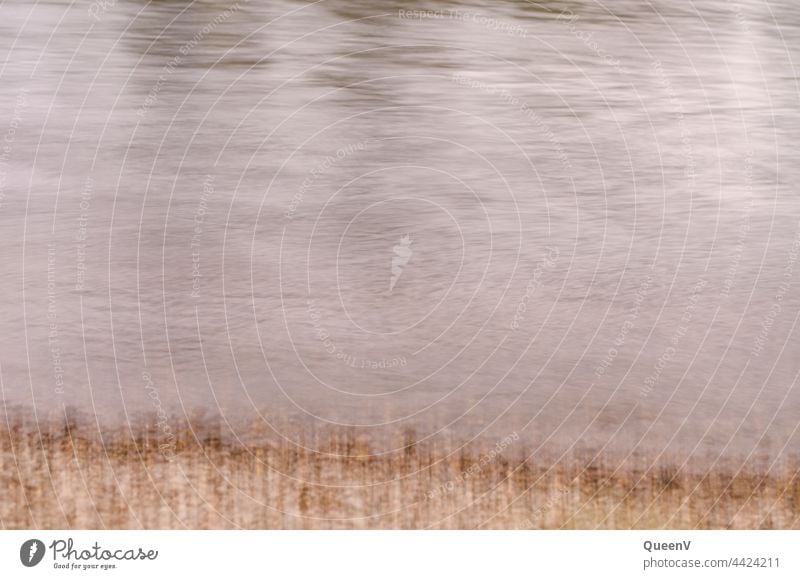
[{"xmin": 1, "ymin": 0, "xmax": 799, "ymax": 463}]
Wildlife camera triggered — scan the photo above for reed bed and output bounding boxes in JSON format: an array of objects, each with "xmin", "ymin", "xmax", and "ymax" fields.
[{"xmin": 1, "ymin": 419, "xmax": 798, "ymax": 529}]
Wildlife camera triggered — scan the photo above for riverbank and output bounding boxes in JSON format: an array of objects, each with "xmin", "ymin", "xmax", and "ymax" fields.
[{"xmin": 1, "ymin": 420, "xmax": 797, "ymax": 529}]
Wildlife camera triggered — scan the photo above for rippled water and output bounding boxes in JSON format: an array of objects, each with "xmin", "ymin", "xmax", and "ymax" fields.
[{"xmin": 1, "ymin": 0, "xmax": 799, "ymax": 462}]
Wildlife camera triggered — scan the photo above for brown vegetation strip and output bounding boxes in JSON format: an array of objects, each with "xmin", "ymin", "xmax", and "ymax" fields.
[{"xmin": 1, "ymin": 423, "xmax": 798, "ymax": 529}]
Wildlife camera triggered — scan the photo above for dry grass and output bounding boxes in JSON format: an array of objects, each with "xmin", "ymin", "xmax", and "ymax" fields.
[{"xmin": 1, "ymin": 417, "xmax": 798, "ymax": 529}]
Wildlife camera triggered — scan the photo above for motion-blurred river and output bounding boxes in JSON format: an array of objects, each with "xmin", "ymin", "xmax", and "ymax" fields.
[{"xmin": 1, "ymin": 0, "xmax": 798, "ymax": 463}]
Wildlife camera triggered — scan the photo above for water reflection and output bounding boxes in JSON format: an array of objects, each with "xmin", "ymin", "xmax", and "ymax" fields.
[{"xmin": 0, "ymin": 0, "xmax": 798, "ymax": 465}]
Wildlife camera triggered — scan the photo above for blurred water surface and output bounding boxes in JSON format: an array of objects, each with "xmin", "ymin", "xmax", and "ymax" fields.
[{"xmin": 1, "ymin": 0, "xmax": 799, "ymax": 462}]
